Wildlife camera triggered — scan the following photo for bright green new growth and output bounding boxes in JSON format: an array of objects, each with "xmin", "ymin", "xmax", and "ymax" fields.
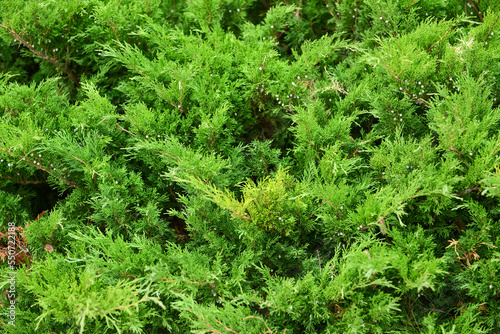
[
  {"xmin": 175, "ymin": 166, "xmax": 309, "ymax": 235},
  {"xmin": 1, "ymin": 0, "xmax": 500, "ymax": 333}
]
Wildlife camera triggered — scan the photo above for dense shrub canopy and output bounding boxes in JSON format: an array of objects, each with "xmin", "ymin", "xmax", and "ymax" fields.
[{"xmin": 1, "ymin": 0, "xmax": 500, "ymax": 333}]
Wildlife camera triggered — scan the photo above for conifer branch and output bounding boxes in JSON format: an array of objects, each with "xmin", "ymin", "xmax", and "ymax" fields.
[
  {"xmin": 214, "ymin": 319, "xmax": 239, "ymax": 333},
  {"xmin": 0, "ymin": 147, "xmax": 78, "ymax": 187},
  {"xmin": 449, "ymin": 146, "xmax": 465, "ymax": 161},
  {"xmin": 243, "ymin": 316, "xmax": 274, "ymax": 333},
  {"xmin": 106, "ymin": 19, "xmax": 120, "ymax": 42},
  {"xmin": 128, "ymin": 63, "xmax": 147, "ymax": 77},
  {"xmin": 422, "ymin": 307, "xmax": 447, "ymax": 314},
  {"xmin": 452, "ymin": 107, "xmax": 463, "ymax": 127},
  {"xmin": 0, "ymin": 20, "xmax": 80, "ymax": 87},
  {"xmin": 404, "ymin": 0, "xmax": 419, "ymax": 13},
  {"xmin": 0, "ymin": 146, "xmax": 13, "ymax": 156},
  {"xmin": 489, "ymin": 139, "xmax": 500, "ymax": 156},
  {"xmin": 323, "ymin": 199, "xmax": 341, "ymax": 219},
  {"xmin": 456, "ymin": 185, "xmax": 480, "ymax": 197},
  {"xmin": 227, "ymin": 209, "xmax": 253, "ymax": 222},
  {"xmin": 383, "ymin": 63, "xmax": 400, "ymax": 82},
  {"xmin": 465, "ymin": 0, "xmax": 483, "ymax": 22},
  {"xmin": 70, "ymin": 154, "xmax": 87, "ymax": 166},
  {"xmin": 2, "ymin": 174, "xmax": 47, "ymax": 185},
  {"xmin": 427, "ymin": 26, "xmax": 453, "ymax": 53},
  {"xmin": 155, "ymin": 150, "xmax": 180, "ymax": 161},
  {"xmin": 121, "ymin": 272, "xmax": 137, "ymax": 279},
  {"xmin": 116, "ymin": 123, "xmax": 136, "ymax": 136},
  {"xmin": 486, "ymin": 16, "xmax": 500, "ymax": 40}
]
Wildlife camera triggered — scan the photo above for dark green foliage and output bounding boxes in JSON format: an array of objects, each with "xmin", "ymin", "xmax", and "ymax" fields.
[{"xmin": 1, "ymin": 0, "xmax": 500, "ymax": 333}]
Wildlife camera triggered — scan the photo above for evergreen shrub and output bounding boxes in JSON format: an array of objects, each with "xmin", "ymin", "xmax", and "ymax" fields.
[{"xmin": 1, "ymin": 0, "xmax": 500, "ymax": 333}]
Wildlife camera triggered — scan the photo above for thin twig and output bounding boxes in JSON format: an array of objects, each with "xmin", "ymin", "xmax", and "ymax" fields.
[
  {"xmin": 456, "ymin": 185, "xmax": 480, "ymax": 197},
  {"xmin": 427, "ymin": 26, "xmax": 453, "ymax": 53},
  {"xmin": 0, "ymin": 22, "xmax": 80, "ymax": 87},
  {"xmin": 116, "ymin": 123, "xmax": 136, "ymax": 136}
]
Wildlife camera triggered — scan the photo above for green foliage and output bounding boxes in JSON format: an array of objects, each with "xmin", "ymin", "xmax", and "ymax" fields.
[{"xmin": 1, "ymin": 0, "xmax": 500, "ymax": 333}]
